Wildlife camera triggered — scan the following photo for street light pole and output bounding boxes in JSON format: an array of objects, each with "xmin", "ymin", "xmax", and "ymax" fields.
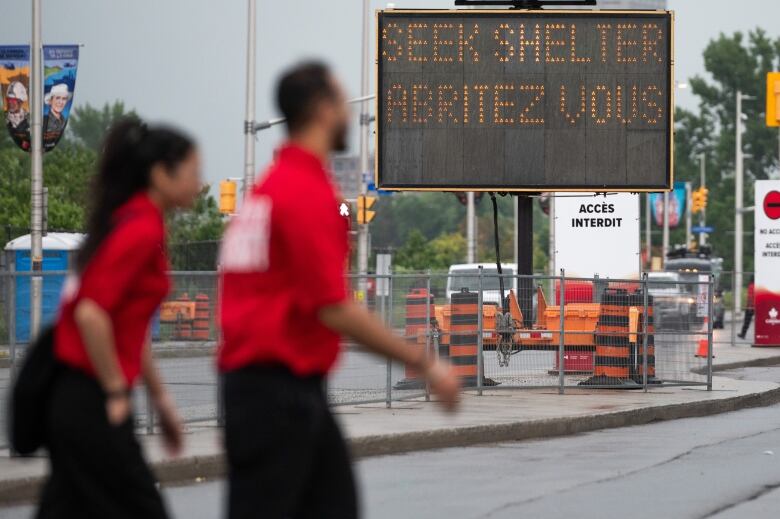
[
  {"xmin": 357, "ymin": 0, "xmax": 371, "ymax": 295},
  {"xmin": 645, "ymin": 193, "xmax": 651, "ymax": 270},
  {"xmin": 735, "ymin": 91, "xmax": 753, "ymax": 316},
  {"xmin": 699, "ymin": 153, "xmax": 707, "ymax": 246},
  {"xmin": 685, "ymin": 182, "xmax": 692, "ymax": 249},
  {"xmin": 30, "ymin": 0, "xmax": 44, "ymax": 339},
  {"xmin": 467, "ymin": 192, "xmax": 476, "ymax": 263},
  {"xmin": 662, "ymin": 191, "xmax": 669, "ymax": 266},
  {"xmin": 242, "ymin": 0, "xmax": 257, "ymax": 198}
]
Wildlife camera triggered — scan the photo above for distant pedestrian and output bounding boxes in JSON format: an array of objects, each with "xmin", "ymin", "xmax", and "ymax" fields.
[
  {"xmin": 36, "ymin": 119, "xmax": 202, "ymax": 518},
  {"xmin": 218, "ymin": 61, "xmax": 460, "ymax": 519},
  {"xmin": 738, "ymin": 276, "xmax": 755, "ymax": 339}
]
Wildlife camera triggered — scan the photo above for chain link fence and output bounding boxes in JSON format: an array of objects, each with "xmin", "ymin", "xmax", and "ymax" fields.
[{"xmin": 0, "ymin": 270, "xmax": 714, "ymax": 449}]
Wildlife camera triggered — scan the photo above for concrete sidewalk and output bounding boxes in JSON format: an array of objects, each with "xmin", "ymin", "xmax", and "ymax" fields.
[{"xmin": 1, "ymin": 343, "xmax": 779, "ymax": 505}]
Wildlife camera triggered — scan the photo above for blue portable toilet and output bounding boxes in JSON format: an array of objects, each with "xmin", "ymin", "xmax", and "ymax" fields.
[{"xmin": 4, "ymin": 233, "xmax": 85, "ymax": 343}]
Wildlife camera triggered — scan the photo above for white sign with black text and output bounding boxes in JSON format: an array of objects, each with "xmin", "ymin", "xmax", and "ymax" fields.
[{"xmin": 554, "ymin": 194, "xmax": 641, "ymax": 279}]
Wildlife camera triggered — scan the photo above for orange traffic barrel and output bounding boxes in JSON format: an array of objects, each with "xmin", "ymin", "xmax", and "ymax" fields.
[
  {"xmin": 580, "ymin": 289, "xmax": 638, "ymax": 388},
  {"xmin": 632, "ymin": 294, "xmax": 661, "ymax": 384},
  {"xmin": 192, "ymin": 293, "xmax": 211, "ymax": 341},
  {"xmin": 174, "ymin": 293, "xmax": 193, "ymax": 340},
  {"xmin": 448, "ymin": 291, "xmax": 497, "ymax": 388},
  {"xmin": 394, "ymin": 288, "xmax": 435, "ymax": 390}
]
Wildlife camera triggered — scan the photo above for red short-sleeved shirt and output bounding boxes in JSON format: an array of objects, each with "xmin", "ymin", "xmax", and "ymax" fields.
[
  {"xmin": 55, "ymin": 193, "xmax": 170, "ymax": 385},
  {"xmin": 218, "ymin": 144, "xmax": 349, "ymax": 376}
]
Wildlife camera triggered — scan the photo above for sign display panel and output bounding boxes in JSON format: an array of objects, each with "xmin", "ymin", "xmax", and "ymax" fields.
[{"xmin": 376, "ymin": 10, "xmax": 674, "ymax": 191}]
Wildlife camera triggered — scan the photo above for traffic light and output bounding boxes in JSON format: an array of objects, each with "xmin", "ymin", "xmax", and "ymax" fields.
[
  {"xmin": 691, "ymin": 189, "xmax": 703, "ymax": 214},
  {"xmin": 691, "ymin": 187, "xmax": 709, "ymax": 214},
  {"xmin": 356, "ymin": 195, "xmax": 376, "ymax": 225},
  {"xmin": 219, "ymin": 180, "xmax": 237, "ymax": 215},
  {"xmin": 767, "ymin": 72, "xmax": 780, "ymax": 127}
]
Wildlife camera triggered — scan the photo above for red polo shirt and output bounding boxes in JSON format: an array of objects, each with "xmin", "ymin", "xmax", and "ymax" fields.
[
  {"xmin": 55, "ymin": 193, "xmax": 170, "ymax": 385},
  {"xmin": 218, "ymin": 144, "xmax": 349, "ymax": 376}
]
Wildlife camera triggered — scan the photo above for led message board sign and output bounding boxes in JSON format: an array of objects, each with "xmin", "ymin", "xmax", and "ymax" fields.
[{"xmin": 376, "ymin": 10, "xmax": 674, "ymax": 191}]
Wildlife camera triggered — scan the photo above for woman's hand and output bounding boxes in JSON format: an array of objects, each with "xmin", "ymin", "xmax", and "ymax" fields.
[
  {"xmin": 154, "ymin": 391, "xmax": 183, "ymax": 457},
  {"xmin": 106, "ymin": 392, "xmax": 131, "ymax": 426}
]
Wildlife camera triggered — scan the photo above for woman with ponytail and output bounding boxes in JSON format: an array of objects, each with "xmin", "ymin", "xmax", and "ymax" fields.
[{"xmin": 37, "ymin": 118, "xmax": 202, "ymax": 518}]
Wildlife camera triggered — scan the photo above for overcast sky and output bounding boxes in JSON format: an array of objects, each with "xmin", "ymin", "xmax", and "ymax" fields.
[{"xmin": 2, "ymin": 0, "xmax": 779, "ymax": 188}]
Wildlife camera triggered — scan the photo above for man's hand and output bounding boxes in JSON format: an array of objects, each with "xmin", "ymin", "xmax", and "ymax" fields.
[
  {"xmin": 423, "ymin": 360, "xmax": 460, "ymax": 412},
  {"xmin": 154, "ymin": 391, "xmax": 183, "ymax": 457}
]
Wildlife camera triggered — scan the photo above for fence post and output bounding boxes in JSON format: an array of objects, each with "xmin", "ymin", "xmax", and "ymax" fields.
[
  {"xmin": 708, "ymin": 274, "xmax": 715, "ymax": 391},
  {"xmin": 145, "ymin": 386, "xmax": 154, "ymax": 435},
  {"xmin": 477, "ymin": 266, "xmax": 484, "ymax": 396},
  {"xmin": 642, "ymin": 272, "xmax": 649, "ymax": 393},
  {"xmin": 386, "ymin": 272, "xmax": 393, "ymax": 409},
  {"xmin": 8, "ymin": 269, "xmax": 17, "ymax": 382},
  {"xmin": 425, "ymin": 271, "xmax": 431, "ymax": 402},
  {"xmin": 558, "ymin": 269, "xmax": 565, "ymax": 395},
  {"xmin": 731, "ymin": 272, "xmax": 737, "ymax": 347}
]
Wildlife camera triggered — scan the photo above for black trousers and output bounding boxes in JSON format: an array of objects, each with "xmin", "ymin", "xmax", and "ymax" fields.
[
  {"xmin": 741, "ymin": 308, "xmax": 755, "ymax": 337},
  {"xmin": 223, "ymin": 365, "xmax": 359, "ymax": 519},
  {"xmin": 36, "ymin": 367, "xmax": 168, "ymax": 519}
]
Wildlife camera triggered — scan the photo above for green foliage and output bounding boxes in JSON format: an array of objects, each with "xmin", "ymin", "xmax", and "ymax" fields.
[
  {"xmin": 669, "ymin": 28, "xmax": 780, "ymax": 272},
  {"xmin": 68, "ymin": 101, "xmax": 139, "ymax": 151},
  {"xmin": 167, "ymin": 187, "xmax": 225, "ymax": 245}
]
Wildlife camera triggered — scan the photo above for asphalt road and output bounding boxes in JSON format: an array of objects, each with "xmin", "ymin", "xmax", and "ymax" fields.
[{"xmin": 3, "ymin": 365, "xmax": 778, "ymax": 519}]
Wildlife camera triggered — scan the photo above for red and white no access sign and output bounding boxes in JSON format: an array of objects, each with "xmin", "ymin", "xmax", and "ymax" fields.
[{"xmin": 765, "ymin": 190, "xmax": 780, "ymax": 220}]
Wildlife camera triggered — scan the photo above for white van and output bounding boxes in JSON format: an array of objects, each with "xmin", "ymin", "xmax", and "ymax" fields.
[{"xmin": 446, "ymin": 263, "xmax": 517, "ymax": 306}]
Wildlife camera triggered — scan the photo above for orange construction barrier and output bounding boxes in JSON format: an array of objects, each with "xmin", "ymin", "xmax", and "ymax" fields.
[
  {"xmin": 394, "ymin": 289, "xmax": 435, "ymax": 390},
  {"xmin": 580, "ymin": 289, "xmax": 639, "ymax": 387},
  {"xmin": 192, "ymin": 293, "xmax": 211, "ymax": 341},
  {"xmin": 174, "ymin": 293, "xmax": 193, "ymax": 340}
]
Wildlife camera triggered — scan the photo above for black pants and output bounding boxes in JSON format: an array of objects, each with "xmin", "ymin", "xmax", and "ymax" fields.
[
  {"xmin": 223, "ymin": 365, "xmax": 359, "ymax": 519},
  {"xmin": 741, "ymin": 309, "xmax": 755, "ymax": 337},
  {"xmin": 36, "ymin": 367, "xmax": 168, "ymax": 519}
]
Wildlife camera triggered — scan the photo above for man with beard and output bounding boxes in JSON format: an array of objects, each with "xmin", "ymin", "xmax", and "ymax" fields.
[
  {"xmin": 217, "ymin": 62, "xmax": 460, "ymax": 519},
  {"xmin": 5, "ymin": 81, "xmax": 29, "ymax": 132}
]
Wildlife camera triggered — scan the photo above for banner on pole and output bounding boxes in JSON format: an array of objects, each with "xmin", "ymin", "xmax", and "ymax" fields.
[
  {"xmin": 0, "ymin": 46, "xmax": 32, "ymax": 151},
  {"xmin": 42, "ymin": 45, "xmax": 79, "ymax": 152},
  {"xmin": 754, "ymin": 180, "xmax": 780, "ymax": 346},
  {"xmin": 649, "ymin": 181, "xmax": 687, "ymax": 228}
]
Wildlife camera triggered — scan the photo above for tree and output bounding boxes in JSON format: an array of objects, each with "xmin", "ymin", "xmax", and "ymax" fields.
[
  {"xmin": 68, "ymin": 101, "xmax": 139, "ymax": 151},
  {"xmin": 669, "ymin": 29, "xmax": 780, "ymax": 272},
  {"xmin": 394, "ymin": 229, "xmax": 436, "ymax": 271}
]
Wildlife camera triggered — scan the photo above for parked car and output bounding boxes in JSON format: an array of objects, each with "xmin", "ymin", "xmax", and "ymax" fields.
[
  {"xmin": 446, "ymin": 263, "xmax": 517, "ymax": 306},
  {"xmin": 646, "ymin": 271, "xmax": 697, "ymax": 330}
]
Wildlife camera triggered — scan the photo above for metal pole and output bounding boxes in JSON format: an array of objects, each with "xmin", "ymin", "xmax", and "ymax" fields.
[
  {"xmin": 735, "ymin": 91, "xmax": 744, "ymax": 317},
  {"xmin": 386, "ymin": 272, "xmax": 393, "ymax": 408},
  {"xmin": 424, "ymin": 272, "xmax": 431, "ymax": 402},
  {"xmin": 707, "ymin": 274, "xmax": 715, "ymax": 391},
  {"xmin": 645, "ymin": 193, "xmax": 652, "ymax": 270},
  {"xmin": 549, "ymin": 195, "xmax": 556, "ymax": 277},
  {"xmin": 558, "ymin": 269, "xmax": 565, "ymax": 395},
  {"xmin": 685, "ymin": 182, "xmax": 692, "ymax": 249},
  {"xmin": 242, "ymin": 0, "xmax": 257, "ymax": 198},
  {"xmin": 357, "ymin": 0, "xmax": 371, "ymax": 297},
  {"xmin": 699, "ymin": 153, "xmax": 707, "ymax": 246},
  {"xmin": 642, "ymin": 273, "xmax": 649, "ymax": 392},
  {"xmin": 731, "ymin": 271, "xmax": 738, "ymax": 347},
  {"xmin": 662, "ymin": 191, "xmax": 670, "ymax": 267},
  {"xmin": 477, "ymin": 266, "xmax": 484, "ymax": 396},
  {"xmin": 514, "ymin": 195, "xmax": 519, "ymax": 265},
  {"xmin": 467, "ymin": 192, "xmax": 476, "ymax": 263},
  {"xmin": 30, "ymin": 0, "xmax": 44, "ymax": 340}
]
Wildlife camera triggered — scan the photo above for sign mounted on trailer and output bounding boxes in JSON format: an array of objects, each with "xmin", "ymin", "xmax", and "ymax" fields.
[{"xmin": 375, "ymin": 9, "xmax": 674, "ymax": 192}]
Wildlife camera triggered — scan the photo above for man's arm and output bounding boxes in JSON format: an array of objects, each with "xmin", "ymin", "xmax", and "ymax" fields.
[{"xmin": 318, "ymin": 301, "xmax": 460, "ymax": 411}]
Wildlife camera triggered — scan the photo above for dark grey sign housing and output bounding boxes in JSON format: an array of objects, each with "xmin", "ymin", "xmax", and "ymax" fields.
[{"xmin": 375, "ymin": 9, "xmax": 674, "ymax": 191}]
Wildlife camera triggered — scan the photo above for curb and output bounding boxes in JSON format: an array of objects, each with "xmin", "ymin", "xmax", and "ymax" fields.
[{"xmin": 3, "ymin": 383, "xmax": 780, "ymax": 506}]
